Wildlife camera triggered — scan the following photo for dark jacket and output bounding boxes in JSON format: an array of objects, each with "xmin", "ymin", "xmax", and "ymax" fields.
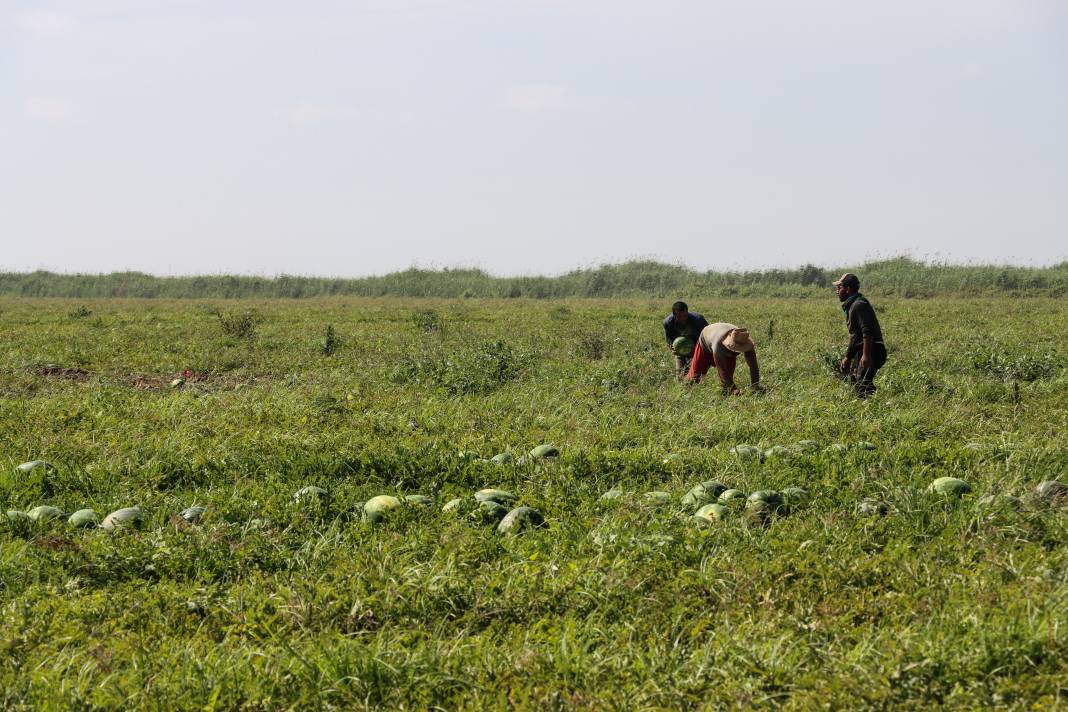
[
  {"xmin": 664, "ymin": 312, "xmax": 709, "ymax": 346},
  {"xmin": 846, "ymin": 298, "xmax": 884, "ymax": 358}
]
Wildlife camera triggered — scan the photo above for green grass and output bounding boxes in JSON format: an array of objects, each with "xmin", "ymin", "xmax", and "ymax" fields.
[
  {"xmin": 4, "ymin": 256, "xmax": 1068, "ymax": 298},
  {"xmin": 0, "ymin": 296, "xmax": 1066, "ymax": 709}
]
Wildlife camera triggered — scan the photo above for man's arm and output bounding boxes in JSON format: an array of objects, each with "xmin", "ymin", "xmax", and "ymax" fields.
[
  {"xmin": 856, "ymin": 303, "xmax": 876, "ymax": 370},
  {"xmin": 716, "ymin": 355, "xmax": 739, "ymax": 393},
  {"xmin": 744, "ymin": 350, "xmax": 760, "ymax": 386},
  {"xmin": 664, "ymin": 319, "xmax": 675, "ymax": 348}
]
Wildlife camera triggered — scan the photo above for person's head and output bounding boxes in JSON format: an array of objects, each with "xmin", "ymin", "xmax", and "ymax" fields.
[
  {"xmin": 723, "ymin": 328, "xmax": 755, "ymax": 354},
  {"xmin": 671, "ymin": 301, "xmax": 689, "ymax": 322},
  {"xmin": 833, "ymin": 273, "xmax": 860, "ymax": 302}
]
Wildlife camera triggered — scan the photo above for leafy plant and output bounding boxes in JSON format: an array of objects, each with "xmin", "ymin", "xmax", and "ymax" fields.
[{"xmin": 322, "ymin": 324, "xmax": 342, "ymax": 356}]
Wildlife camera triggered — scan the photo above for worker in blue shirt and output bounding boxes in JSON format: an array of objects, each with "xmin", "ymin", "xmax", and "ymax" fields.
[{"xmin": 663, "ymin": 301, "xmax": 709, "ymax": 379}]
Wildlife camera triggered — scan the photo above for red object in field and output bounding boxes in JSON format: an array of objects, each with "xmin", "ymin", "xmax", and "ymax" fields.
[
  {"xmin": 686, "ymin": 339, "xmax": 714, "ymax": 383},
  {"xmin": 181, "ymin": 369, "xmax": 194, "ymax": 379}
]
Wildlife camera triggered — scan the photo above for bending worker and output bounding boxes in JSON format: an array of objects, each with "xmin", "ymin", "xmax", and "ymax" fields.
[
  {"xmin": 686, "ymin": 323, "xmax": 761, "ymax": 394},
  {"xmin": 663, "ymin": 301, "xmax": 709, "ymax": 379}
]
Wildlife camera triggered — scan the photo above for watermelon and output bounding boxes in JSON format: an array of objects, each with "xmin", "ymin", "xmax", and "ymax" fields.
[
  {"xmin": 718, "ymin": 489, "xmax": 747, "ymax": 504},
  {"xmin": 442, "ymin": 498, "xmax": 467, "ymax": 513},
  {"xmin": 643, "ymin": 491, "xmax": 671, "ymax": 506},
  {"xmin": 600, "ymin": 488, "xmax": 625, "ymax": 501},
  {"xmin": 293, "ymin": 486, "xmax": 328, "ymax": 502},
  {"xmin": 3, "ymin": 510, "xmax": 32, "ymax": 524},
  {"xmin": 747, "ymin": 490, "xmax": 785, "ymax": 513},
  {"xmin": 662, "ymin": 453, "xmax": 684, "ymax": 466},
  {"xmin": 28, "ymin": 505, "xmax": 67, "ymax": 522},
  {"xmin": 826, "ymin": 443, "xmax": 849, "ymax": 454},
  {"xmin": 101, "ymin": 506, "xmax": 142, "ymax": 531},
  {"xmin": 497, "ymin": 506, "xmax": 546, "ymax": 534},
  {"xmin": 730, "ymin": 445, "xmax": 763, "ymax": 462},
  {"xmin": 693, "ymin": 503, "xmax": 729, "ymax": 523},
  {"xmin": 796, "ymin": 440, "xmax": 820, "ymax": 452},
  {"xmin": 180, "ymin": 506, "xmax": 206, "ymax": 523},
  {"xmin": 528, "ymin": 444, "xmax": 560, "ymax": 459},
  {"xmin": 1034, "ymin": 480, "xmax": 1068, "ymax": 504},
  {"xmin": 473, "ymin": 500, "xmax": 509, "ymax": 524},
  {"xmin": 672, "ymin": 336, "xmax": 694, "ymax": 357},
  {"xmin": 404, "ymin": 494, "xmax": 434, "ymax": 507},
  {"xmin": 169, "ymin": 378, "xmax": 185, "ymax": 389},
  {"xmin": 782, "ymin": 487, "xmax": 810, "ymax": 508},
  {"xmin": 681, "ymin": 481, "xmax": 728, "ymax": 508},
  {"xmin": 855, "ymin": 500, "xmax": 889, "ymax": 517},
  {"xmin": 857, "ymin": 441, "xmax": 877, "ymax": 451},
  {"xmin": 474, "ymin": 489, "xmax": 518, "ymax": 506},
  {"xmin": 490, "ymin": 453, "xmax": 514, "ymax": 465},
  {"xmin": 16, "ymin": 460, "xmax": 54, "ymax": 474},
  {"xmin": 763, "ymin": 446, "xmax": 791, "ymax": 459},
  {"xmin": 929, "ymin": 477, "xmax": 972, "ymax": 497},
  {"xmin": 976, "ymin": 494, "xmax": 1023, "ymax": 511},
  {"xmin": 68, "ymin": 509, "xmax": 98, "ymax": 528},
  {"xmin": 363, "ymin": 495, "xmax": 401, "ymax": 524}
]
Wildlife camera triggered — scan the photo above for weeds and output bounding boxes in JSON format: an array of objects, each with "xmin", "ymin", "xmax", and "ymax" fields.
[
  {"xmin": 322, "ymin": 324, "xmax": 342, "ymax": 356},
  {"xmin": 212, "ymin": 307, "xmax": 261, "ymax": 340}
]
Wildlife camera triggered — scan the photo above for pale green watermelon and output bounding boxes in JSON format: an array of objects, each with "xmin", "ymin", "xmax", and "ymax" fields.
[
  {"xmin": 404, "ymin": 495, "xmax": 434, "ymax": 507},
  {"xmin": 729, "ymin": 445, "xmax": 763, "ymax": 462},
  {"xmin": 855, "ymin": 500, "xmax": 889, "ymax": 517},
  {"xmin": 497, "ymin": 506, "xmax": 546, "ymax": 534},
  {"xmin": 681, "ymin": 481, "xmax": 728, "ymax": 508},
  {"xmin": 718, "ymin": 489, "xmax": 747, "ymax": 504},
  {"xmin": 293, "ymin": 486, "xmax": 328, "ymax": 502},
  {"xmin": 693, "ymin": 503, "xmax": 729, "ymax": 523},
  {"xmin": 490, "ymin": 453, "xmax": 514, "ymax": 465},
  {"xmin": 600, "ymin": 488, "xmax": 625, "ymax": 501},
  {"xmin": 528, "ymin": 444, "xmax": 560, "ymax": 459},
  {"xmin": 474, "ymin": 489, "xmax": 518, "ymax": 506},
  {"xmin": 3, "ymin": 510, "xmax": 32, "ymax": 524},
  {"xmin": 68, "ymin": 509, "xmax": 98, "ymax": 528},
  {"xmin": 929, "ymin": 477, "xmax": 972, "ymax": 497},
  {"xmin": 16, "ymin": 460, "xmax": 54, "ymax": 474},
  {"xmin": 101, "ymin": 506, "xmax": 142, "ymax": 531},
  {"xmin": 28, "ymin": 505, "xmax": 67, "ymax": 522},
  {"xmin": 763, "ymin": 446, "xmax": 791, "ymax": 459},
  {"xmin": 180, "ymin": 506, "xmax": 206, "ymax": 523},
  {"xmin": 364, "ymin": 495, "xmax": 401, "ymax": 523},
  {"xmin": 826, "ymin": 443, "xmax": 849, "ymax": 454},
  {"xmin": 747, "ymin": 490, "xmax": 784, "ymax": 512},
  {"xmin": 442, "ymin": 498, "xmax": 467, "ymax": 513},
  {"xmin": 473, "ymin": 500, "xmax": 509, "ymax": 524}
]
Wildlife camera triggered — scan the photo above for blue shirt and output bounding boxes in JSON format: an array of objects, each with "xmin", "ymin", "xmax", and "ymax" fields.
[{"xmin": 663, "ymin": 311, "xmax": 709, "ymax": 346}]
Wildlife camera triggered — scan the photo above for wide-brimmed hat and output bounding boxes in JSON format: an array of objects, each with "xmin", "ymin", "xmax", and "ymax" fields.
[
  {"xmin": 832, "ymin": 273, "xmax": 860, "ymax": 288},
  {"xmin": 723, "ymin": 328, "xmax": 754, "ymax": 353}
]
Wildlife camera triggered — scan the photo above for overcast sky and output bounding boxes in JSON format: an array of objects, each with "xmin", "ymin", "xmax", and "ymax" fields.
[{"xmin": 3, "ymin": 0, "xmax": 1066, "ymax": 276}]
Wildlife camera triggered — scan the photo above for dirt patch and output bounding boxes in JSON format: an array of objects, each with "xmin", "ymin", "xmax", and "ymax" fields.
[
  {"xmin": 33, "ymin": 534, "xmax": 80, "ymax": 552},
  {"xmin": 33, "ymin": 364, "xmax": 92, "ymax": 381}
]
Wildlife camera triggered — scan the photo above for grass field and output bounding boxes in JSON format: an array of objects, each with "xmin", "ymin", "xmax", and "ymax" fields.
[{"xmin": 1, "ymin": 296, "xmax": 1066, "ymax": 709}]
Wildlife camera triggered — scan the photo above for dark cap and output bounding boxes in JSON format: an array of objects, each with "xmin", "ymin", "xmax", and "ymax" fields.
[{"xmin": 832, "ymin": 273, "xmax": 860, "ymax": 288}]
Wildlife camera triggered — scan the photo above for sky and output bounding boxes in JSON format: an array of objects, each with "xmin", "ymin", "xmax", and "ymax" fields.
[{"xmin": 2, "ymin": 0, "xmax": 1066, "ymax": 276}]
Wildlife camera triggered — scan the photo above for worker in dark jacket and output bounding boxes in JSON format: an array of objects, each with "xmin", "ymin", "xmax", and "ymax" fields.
[
  {"xmin": 834, "ymin": 273, "xmax": 887, "ymax": 398},
  {"xmin": 663, "ymin": 302, "xmax": 709, "ymax": 378}
]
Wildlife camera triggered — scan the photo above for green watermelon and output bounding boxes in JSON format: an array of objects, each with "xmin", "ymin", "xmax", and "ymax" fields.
[
  {"xmin": 497, "ymin": 506, "xmax": 546, "ymax": 534},
  {"xmin": 67, "ymin": 509, "xmax": 98, "ymax": 528},
  {"xmin": 826, "ymin": 443, "xmax": 849, "ymax": 454},
  {"xmin": 404, "ymin": 494, "xmax": 434, "ymax": 507},
  {"xmin": 101, "ymin": 506, "xmax": 142, "ymax": 531},
  {"xmin": 363, "ymin": 495, "xmax": 401, "ymax": 523},
  {"xmin": 672, "ymin": 336, "xmax": 694, "ymax": 357},
  {"xmin": 729, "ymin": 445, "xmax": 763, "ymax": 462},
  {"xmin": 28, "ymin": 505, "xmax": 67, "ymax": 522},
  {"xmin": 718, "ymin": 489, "xmax": 747, "ymax": 504},
  {"xmin": 662, "ymin": 453, "xmax": 684, "ymax": 466},
  {"xmin": 180, "ymin": 506, "xmax": 206, "ymax": 523},
  {"xmin": 681, "ymin": 481, "xmax": 728, "ymax": 508},
  {"xmin": 1034, "ymin": 480, "xmax": 1068, "ymax": 504},
  {"xmin": 929, "ymin": 477, "xmax": 972, "ymax": 497},
  {"xmin": 442, "ymin": 498, "xmax": 467, "ymax": 513},
  {"xmin": 472, "ymin": 500, "xmax": 509, "ymax": 524},
  {"xmin": 293, "ymin": 486, "xmax": 328, "ymax": 502},
  {"xmin": 693, "ymin": 503, "xmax": 729, "ymax": 523},
  {"xmin": 763, "ymin": 445, "xmax": 791, "ymax": 459},
  {"xmin": 16, "ymin": 460, "xmax": 54, "ymax": 474},
  {"xmin": 747, "ymin": 490, "xmax": 784, "ymax": 513},
  {"xmin": 528, "ymin": 444, "xmax": 560, "ymax": 459},
  {"xmin": 857, "ymin": 441, "xmax": 877, "ymax": 451},
  {"xmin": 855, "ymin": 500, "xmax": 889, "ymax": 517},
  {"xmin": 490, "ymin": 452, "xmax": 514, "ymax": 465},
  {"xmin": 976, "ymin": 494, "xmax": 1023, "ymax": 511},
  {"xmin": 782, "ymin": 487, "xmax": 810, "ymax": 509},
  {"xmin": 796, "ymin": 440, "xmax": 820, "ymax": 451},
  {"xmin": 474, "ymin": 489, "xmax": 518, "ymax": 506},
  {"xmin": 3, "ymin": 510, "xmax": 32, "ymax": 524},
  {"xmin": 600, "ymin": 488, "xmax": 625, "ymax": 501}
]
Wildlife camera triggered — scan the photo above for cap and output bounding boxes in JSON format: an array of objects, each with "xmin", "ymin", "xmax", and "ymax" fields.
[{"xmin": 832, "ymin": 273, "xmax": 860, "ymax": 288}]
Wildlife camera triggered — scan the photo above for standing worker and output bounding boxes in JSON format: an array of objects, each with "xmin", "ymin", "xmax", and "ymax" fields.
[
  {"xmin": 834, "ymin": 273, "xmax": 887, "ymax": 398},
  {"xmin": 663, "ymin": 301, "xmax": 709, "ymax": 379},
  {"xmin": 686, "ymin": 322, "xmax": 761, "ymax": 394}
]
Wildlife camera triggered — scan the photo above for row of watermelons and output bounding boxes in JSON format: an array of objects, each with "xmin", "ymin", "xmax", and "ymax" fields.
[
  {"xmin": 1, "ymin": 504, "xmax": 203, "ymax": 530},
  {"xmin": 725, "ymin": 441, "xmax": 876, "ymax": 463}
]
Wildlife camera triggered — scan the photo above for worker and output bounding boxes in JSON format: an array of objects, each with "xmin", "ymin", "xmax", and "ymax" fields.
[
  {"xmin": 663, "ymin": 301, "xmax": 709, "ymax": 379},
  {"xmin": 833, "ymin": 273, "xmax": 887, "ymax": 398},
  {"xmin": 686, "ymin": 322, "xmax": 761, "ymax": 394}
]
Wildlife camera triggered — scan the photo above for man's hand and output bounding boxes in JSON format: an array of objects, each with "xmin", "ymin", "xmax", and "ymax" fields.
[
  {"xmin": 858, "ymin": 355, "xmax": 869, "ymax": 372},
  {"xmin": 839, "ymin": 356, "xmax": 851, "ymax": 373}
]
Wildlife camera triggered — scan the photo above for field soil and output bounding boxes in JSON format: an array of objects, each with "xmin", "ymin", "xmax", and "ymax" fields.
[{"xmin": 0, "ymin": 297, "xmax": 1066, "ymax": 709}]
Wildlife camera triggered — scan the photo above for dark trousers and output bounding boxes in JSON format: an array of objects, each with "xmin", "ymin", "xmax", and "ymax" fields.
[{"xmin": 850, "ymin": 343, "xmax": 887, "ymax": 398}]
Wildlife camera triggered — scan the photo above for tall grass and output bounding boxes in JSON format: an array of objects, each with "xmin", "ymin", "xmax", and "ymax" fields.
[{"xmin": 3, "ymin": 257, "xmax": 1067, "ymax": 299}]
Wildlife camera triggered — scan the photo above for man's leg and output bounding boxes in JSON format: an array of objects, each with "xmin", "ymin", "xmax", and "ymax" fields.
[
  {"xmin": 686, "ymin": 341, "xmax": 713, "ymax": 383},
  {"xmin": 852, "ymin": 346, "xmax": 886, "ymax": 398},
  {"xmin": 674, "ymin": 353, "xmax": 691, "ymax": 379}
]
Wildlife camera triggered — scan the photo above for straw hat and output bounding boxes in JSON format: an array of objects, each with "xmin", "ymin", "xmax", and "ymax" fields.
[{"xmin": 722, "ymin": 328, "xmax": 754, "ymax": 353}]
